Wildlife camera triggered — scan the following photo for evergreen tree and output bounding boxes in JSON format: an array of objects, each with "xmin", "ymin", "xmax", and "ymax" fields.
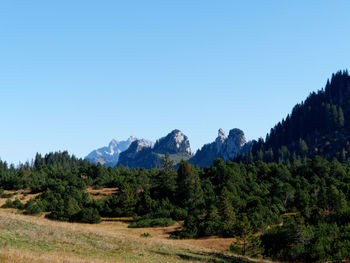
[
  {"xmin": 230, "ymin": 216, "xmax": 263, "ymax": 257},
  {"xmin": 219, "ymin": 186, "xmax": 236, "ymax": 232}
]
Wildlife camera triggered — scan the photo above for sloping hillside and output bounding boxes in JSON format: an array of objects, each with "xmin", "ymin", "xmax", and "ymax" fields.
[
  {"xmin": 0, "ymin": 209, "xmax": 257, "ymax": 263},
  {"xmin": 237, "ymin": 70, "xmax": 350, "ymax": 163}
]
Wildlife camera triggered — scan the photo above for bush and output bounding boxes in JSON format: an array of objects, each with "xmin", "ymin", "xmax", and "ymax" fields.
[
  {"xmin": 1, "ymin": 199, "xmax": 13, "ymax": 208},
  {"xmin": 198, "ymin": 220, "xmax": 222, "ymax": 237},
  {"xmin": 128, "ymin": 218, "xmax": 176, "ymax": 228},
  {"xmin": 172, "ymin": 207, "xmax": 188, "ymax": 220},
  {"xmin": 71, "ymin": 207, "xmax": 101, "ymax": 224},
  {"xmin": 13, "ymin": 198, "xmax": 24, "ymax": 209},
  {"xmin": 24, "ymin": 199, "xmax": 42, "ymax": 215},
  {"xmin": 1, "ymin": 192, "xmax": 14, "ymax": 198},
  {"xmin": 0, "ymin": 198, "xmax": 23, "ymax": 209},
  {"xmin": 140, "ymin": 232, "xmax": 152, "ymax": 238},
  {"xmin": 229, "ymin": 243, "xmax": 242, "ymax": 254},
  {"xmin": 46, "ymin": 211, "xmax": 70, "ymax": 221}
]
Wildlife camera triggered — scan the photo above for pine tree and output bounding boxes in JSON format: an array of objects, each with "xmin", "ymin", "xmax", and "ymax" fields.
[
  {"xmin": 219, "ymin": 187, "xmax": 236, "ymax": 229},
  {"xmin": 230, "ymin": 216, "xmax": 263, "ymax": 257},
  {"xmin": 154, "ymin": 154, "xmax": 177, "ymax": 201},
  {"xmin": 338, "ymin": 106, "xmax": 345, "ymax": 129},
  {"xmin": 176, "ymin": 161, "xmax": 204, "ymax": 210},
  {"xmin": 120, "ymin": 184, "xmax": 136, "ymax": 216}
]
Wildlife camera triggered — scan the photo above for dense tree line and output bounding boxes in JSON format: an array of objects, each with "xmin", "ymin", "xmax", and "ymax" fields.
[
  {"xmin": 236, "ymin": 70, "xmax": 350, "ymax": 163},
  {"xmin": 1, "ymin": 152, "xmax": 350, "ymax": 261}
]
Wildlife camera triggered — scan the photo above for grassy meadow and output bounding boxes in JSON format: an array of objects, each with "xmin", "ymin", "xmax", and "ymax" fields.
[{"xmin": 0, "ymin": 206, "xmax": 262, "ymax": 263}]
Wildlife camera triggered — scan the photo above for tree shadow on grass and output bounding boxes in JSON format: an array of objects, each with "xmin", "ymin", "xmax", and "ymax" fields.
[
  {"xmin": 154, "ymin": 249, "xmax": 252, "ymax": 263},
  {"xmin": 101, "ymin": 217, "xmax": 134, "ymax": 223}
]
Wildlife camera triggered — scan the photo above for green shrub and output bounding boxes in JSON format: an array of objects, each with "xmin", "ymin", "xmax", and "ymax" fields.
[
  {"xmin": 1, "ymin": 193, "xmax": 14, "ymax": 198},
  {"xmin": 1, "ymin": 198, "xmax": 24, "ymax": 209},
  {"xmin": 24, "ymin": 199, "xmax": 42, "ymax": 215},
  {"xmin": 172, "ymin": 207, "xmax": 188, "ymax": 220},
  {"xmin": 71, "ymin": 207, "xmax": 101, "ymax": 224},
  {"xmin": 140, "ymin": 232, "xmax": 152, "ymax": 238},
  {"xmin": 46, "ymin": 211, "xmax": 70, "ymax": 221},
  {"xmin": 13, "ymin": 198, "xmax": 24, "ymax": 209},
  {"xmin": 128, "ymin": 218, "xmax": 175, "ymax": 228},
  {"xmin": 1, "ymin": 199, "xmax": 13, "ymax": 208}
]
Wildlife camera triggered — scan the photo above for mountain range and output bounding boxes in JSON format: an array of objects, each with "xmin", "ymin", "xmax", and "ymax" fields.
[
  {"xmin": 85, "ymin": 128, "xmax": 251, "ymax": 168},
  {"xmin": 86, "ymin": 71, "xmax": 350, "ymax": 168},
  {"xmin": 85, "ymin": 136, "xmax": 154, "ymax": 167},
  {"xmin": 118, "ymin": 129, "xmax": 192, "ymax": 169}
]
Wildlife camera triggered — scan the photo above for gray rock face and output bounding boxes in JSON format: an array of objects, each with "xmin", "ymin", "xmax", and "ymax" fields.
[
  {"xmin": 120, "ymin": 140, "xmax": 150, "ymax": 159},
  {"xmin": 189, "ymin": 128, "xmax": 252, "ymax": 167},
  {"xmin": 215, "ymin": 128, "xmax": 227, "ymax": 154},
  {"xmin": 221, "ymin": 128, "xmax": 247, "ymax": 161},
  {"xmin": 118, "ymin": 129, "xmax": 192, "ymax": 169},
  {"xmin": 85, "ymin": 136, "xmax": 154, "ymax": 167},
  {"xmin": 153, "ymin": 129, "xmax": 192, "ymax": 155}
]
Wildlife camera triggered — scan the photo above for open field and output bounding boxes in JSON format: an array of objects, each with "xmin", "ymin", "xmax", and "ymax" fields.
[{"xmin": 0, "ymin": 209, "xmax": 270, "ymax": 263}]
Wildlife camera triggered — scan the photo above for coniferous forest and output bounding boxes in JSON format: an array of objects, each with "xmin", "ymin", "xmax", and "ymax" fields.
[
  {"xmin": 2, "ymin": 71, "xmax": 350, "ymax": 261},
  {"xmin": 236, "ymin": 70, "xmax": 350, "ymax": 164}
]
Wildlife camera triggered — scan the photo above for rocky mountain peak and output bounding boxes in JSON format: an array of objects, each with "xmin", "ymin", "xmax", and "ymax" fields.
[
  {"xmin": 122, "ymin": 140, "xmax": 149, "ymax": 159},
  {"xmin": 154, "ymin": 129, "xmax": 192, "ymax": 155},
  {"xmin": 109, "ymin": 139, "xmax": 119, "ymax": 146},
  {"xmin": 118, "ymin": 129, "xmax": 192, "ymax": 169},
  {"xmin": 215, "ymin": 128, "xmax": 227, "ymax": 153},
  {"xmin": 221, "ymin": 128, "xmax": 247, "ymax": 161},
  {"xmin": 189, "ymin": 128, "xmax": 252, "ymax": 167},
  {"xmin": 218, "ymin": 128, "xmax": 226, "ymax": 138},
  {"xmin": 228, "ymin": 128, "xmax": 246, "ymax": 147},
  {"xmin": 85, "ymin": 136, "xmax": 154, "ymax": 167}
]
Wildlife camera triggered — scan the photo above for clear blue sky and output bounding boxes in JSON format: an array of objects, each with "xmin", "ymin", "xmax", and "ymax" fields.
[{"xmin": 1, "ymin": 1, "xmax": 350, "ymax": 164}]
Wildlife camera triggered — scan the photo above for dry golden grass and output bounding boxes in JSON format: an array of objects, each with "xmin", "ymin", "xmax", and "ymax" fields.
[
  {"xmin": 0, "ymin": 186, "xmax": 273, "ymax": 263},
  {"xmin": 0, "ymin": 190, "xmax": 39, "ymax": 207},
  {"xmin": 0, "ymin": 247, "xmax": 113, "ymax": 263},
  {"xmin": 0, "ymin": 209, "xmax": 264, "ymax": 263},
  {"xmin": 86, "ymin": 187, "xmax": 119, "ymax": 199}
]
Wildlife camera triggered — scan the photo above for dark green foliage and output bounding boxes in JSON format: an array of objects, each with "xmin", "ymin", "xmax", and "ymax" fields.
[
  {"xmin": 34, "ymin": 151, "xmax": 89, "ymax": 170},
  {"xmin": 12, "ymin": 198, "xmax": 24, "ymax": 209},
  {"xmin": 230, "ymin": 217, "xmax": 263, "ymax": 257},
  {"xmin": 2, "ymin": 138, "xmax": 350, "ymax": 261},
  {"xmin": 128, "ymin": 218, "xmax": 175, "ymax": 228},
  {"xmin": 237, "ymin": 70, "xmax": 350, "ymax": 164},
  {"xmin": 140, "ymin": 232, "xmax": 152, "ymax": 238},
  {"xmin": 71, "ymin": 207, "xmax": 101, "ymax": 224},
  {"xmin": 1, "ymin": 199, "xmax": 14, "ymax": 208},
  {"xmin": 24, "ymin": 199, "xmax": 42, "ymax": 215},
  {"xmin": 261, "ymin": 217, "xmax": 350, "ymax": 261}
]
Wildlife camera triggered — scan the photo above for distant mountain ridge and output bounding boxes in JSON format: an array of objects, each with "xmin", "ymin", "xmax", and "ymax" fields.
[
  {"xmin": 85, "ymin": 136, "xmax": 154, "ymax": 167},
  {"xmin": 118, "ymin": 129, "xmax": 192, "ymax": 169},
  {"xmin": 189, "ymin": 128, "xmax": 252, "ymax": 167},
  {"xmin": 86, "ymin": 128, "xmax": 252, "ymax": 168}
]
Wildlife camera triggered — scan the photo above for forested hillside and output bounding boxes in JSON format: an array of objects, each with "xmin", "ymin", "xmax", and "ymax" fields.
[
  {"xmin": 1, "ymin": 151, "xmax": 350, "ymax": 261},
  {"xmin": 236, "ymin": 70, "xmax": 350, "ymax": 163}
]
